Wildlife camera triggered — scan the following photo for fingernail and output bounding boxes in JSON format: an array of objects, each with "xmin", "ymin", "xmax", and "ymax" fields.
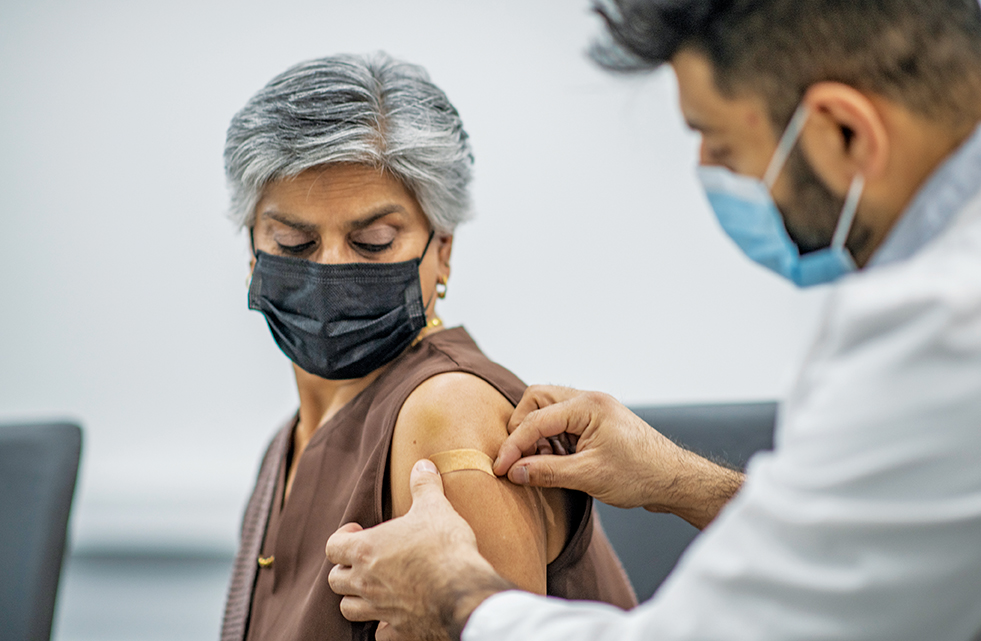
[
  {"xmin": 512, "ymin": 466, "xmax": 529, "ymax": 485},
  {"xmin": 492, "ymin": 456, "xmax": 501, "ymax": 470},
  {"xmin": 415, "ymin": 459, "xmax": 439, "ymax": 475}
]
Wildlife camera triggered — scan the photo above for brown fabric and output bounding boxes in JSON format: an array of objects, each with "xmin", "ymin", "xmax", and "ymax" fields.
[
  {"xmin": 222, "ymin": 327, "xmax": 637, "ymax": 641},
  {"xmin": 222, "ymin": 422, "xmax": 292, "ymax": 641}
]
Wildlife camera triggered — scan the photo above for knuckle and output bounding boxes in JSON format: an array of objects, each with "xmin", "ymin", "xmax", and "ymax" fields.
[
  {"xmin": 535, "ymin": 464, "xmax": 556, "ymax": 487},
  {"xmin": 587, "ymin": 390, "xmax": 613, "ymax": 407},
  {"xmin": 586, "ymin": 391, "xmax": 623, "ymax": 420},
  {"xmin": 355, "ymin": 574, "xmax": 370, "ymax": 596},
  {"xmin": 582, "ymin": 390, "xmax": 606, "ymax": 407},
  {"xmin": 351, "ymin": 540, "xmax": 371, "ymax": 566},
  {"xmin": 520, "ymin": 410, "xmax": 542, "ymax": 434}
]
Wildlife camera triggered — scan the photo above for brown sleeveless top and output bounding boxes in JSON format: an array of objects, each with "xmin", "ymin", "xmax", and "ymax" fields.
[{"xmin": 222, "ymin": 327, "xmax": 636, "ymax": 641}]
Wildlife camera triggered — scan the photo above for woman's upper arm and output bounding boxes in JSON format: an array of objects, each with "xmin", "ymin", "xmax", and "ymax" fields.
[{"xmin": 389, "ymin": 372, "xmax": 549, "ymax": 594}]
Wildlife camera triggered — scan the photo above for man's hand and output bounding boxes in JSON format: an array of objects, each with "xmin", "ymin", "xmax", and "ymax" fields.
[
  {"xmin": 326, "ymin": 459, "xmax": 515, "ymax": 641},
  {"xmin": 493, "ymin": 385, "xmax": 744, "ymax": 529}
]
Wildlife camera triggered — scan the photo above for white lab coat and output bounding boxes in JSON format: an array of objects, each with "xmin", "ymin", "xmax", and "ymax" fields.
[{"xmin": 464, "ymin": 187, "xmax": 981, "ymax": 639}]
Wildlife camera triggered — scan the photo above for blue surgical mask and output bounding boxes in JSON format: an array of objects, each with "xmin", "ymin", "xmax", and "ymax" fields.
[{"xmin": 696, "ymin": 104, "xmax": 865, "ymax": 287}]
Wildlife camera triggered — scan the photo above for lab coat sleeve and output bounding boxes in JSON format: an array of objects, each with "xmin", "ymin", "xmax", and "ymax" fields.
[
  {"xmin": 464, "ymin": 206, "xmax": 981, "ymax": 641},
  {"xmin": 463, "ymin": 591, "xmax": 634, "ymax": 641}
]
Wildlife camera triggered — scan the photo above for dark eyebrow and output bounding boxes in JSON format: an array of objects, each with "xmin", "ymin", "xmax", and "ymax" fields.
[
  {"xmin": 261, "ymin": 211, "xmax": 318, "ymax": 233},
  {"xmin": 346, "ymin": 205, "xmax": 406, "ymax": 231},
  {"xmin": 260, "ymin": 204, "xmax": 407, "ymax": 233}
]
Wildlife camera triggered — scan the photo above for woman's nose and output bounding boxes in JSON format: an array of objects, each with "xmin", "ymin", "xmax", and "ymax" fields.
[{"xmin": 313, "ymin": 241, "xmax": 347, "ymax": 265}]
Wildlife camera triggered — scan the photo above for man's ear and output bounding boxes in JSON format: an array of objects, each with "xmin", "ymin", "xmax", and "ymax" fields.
[{"xmin": 799, "ymin": 82, "xmax": 889, "ymax": 195}]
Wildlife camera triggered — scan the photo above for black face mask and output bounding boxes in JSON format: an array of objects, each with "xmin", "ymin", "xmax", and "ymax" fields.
[{"xmin": 248, "ymin": 232, "xmax": 434, "ymax": 380}]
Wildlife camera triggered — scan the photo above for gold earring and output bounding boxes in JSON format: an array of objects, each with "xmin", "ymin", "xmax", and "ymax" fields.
[{"xmin": 436, "ymin": 276, "xmax": 448, "ymax": 299}]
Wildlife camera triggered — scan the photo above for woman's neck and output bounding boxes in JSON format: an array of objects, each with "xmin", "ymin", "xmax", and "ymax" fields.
[
  {"xmin": 291, "ymin": 319, "xmax": 446, "ymax": 455},
  {"xmin": 292, "ymin": 365, "xmax": 388, "ymax": 451}
]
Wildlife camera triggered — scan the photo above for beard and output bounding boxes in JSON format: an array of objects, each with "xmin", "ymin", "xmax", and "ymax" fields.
[{"xmin": 777, "ymin": 146, "xmax": 871, "ymax": 257}]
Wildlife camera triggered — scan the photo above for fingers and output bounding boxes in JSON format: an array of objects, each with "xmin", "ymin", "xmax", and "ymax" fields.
[
  {"xmin": 338, "ymin": 594, "xmax": 377, "ymax": 623},
  {"xmin": 547, "ymin": 435, "xmax": 570, "ymax": 456},
  {"xmin": 536, "ymin": 437, "xmax": 553, "ymax": 456},
  {"xmin": 407, "ymin": 458, "xmax": 449, "ymax": 511},
  {"xmin": 375, "ymin": 621, "xmax": 394, "ymax": 641},
  {"xmin": 494, "ymin": 393, "xmax": 598, "ymax": 476},
  {"xmin": 328, "ymin": 562, "xmax": 350, "ymax": 591},
  {"xmin": 507, "ymin": 385, "xmax": 575, "ymax": 434},
  {"xmin": 329, "ymin": 567, "xmax": 391, "ymax": 624},
  {"xmin": 507, "ymin": 452, "xmax": 589, "ymax": 491},
  {"xmin": 325, "ymin": 522, "xmax": 366, "ymax": 565}
]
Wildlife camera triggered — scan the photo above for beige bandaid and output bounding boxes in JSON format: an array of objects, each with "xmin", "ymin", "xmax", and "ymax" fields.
[
  {"xmin": 429, "ymin": 449, "xmax": 495, "ymax": 476},
  {"xmin": 430, "ymin": 449, "xmax": 557, "ymax": 532}
]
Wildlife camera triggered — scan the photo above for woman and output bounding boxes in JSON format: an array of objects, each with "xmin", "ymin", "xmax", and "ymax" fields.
[{"xmin": 220, "ymin": 53, "xmax": 636, "ymax": 641}]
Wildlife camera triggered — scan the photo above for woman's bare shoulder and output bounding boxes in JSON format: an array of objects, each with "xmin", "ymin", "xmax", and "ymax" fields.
[
  {"xmin": 394, "ymin": 371, "xmax": 513, "ymax": 459},
  {"xmin": 390, "ymin": 370, "xmax": 570, "ymax": 574}
]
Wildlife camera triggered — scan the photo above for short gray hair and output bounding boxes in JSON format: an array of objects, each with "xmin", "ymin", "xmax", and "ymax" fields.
[{"xmin": 224, "ymin": 52, "xmax": 474, "ymax": 232}]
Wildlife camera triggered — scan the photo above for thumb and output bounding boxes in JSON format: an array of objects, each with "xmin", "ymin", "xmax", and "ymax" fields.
[
  {"xmin": 408, "ymin": 458, "xmax": 448, "ymax": 509},
  {"xmin": 507, "ymin": 453, "xmax": 585, "ymax": 491}
]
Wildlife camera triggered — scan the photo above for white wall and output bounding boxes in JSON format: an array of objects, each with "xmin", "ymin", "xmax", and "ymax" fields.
[{"xmin": 0, "ymin": 0, "xmax": 827, "ymax": 552}]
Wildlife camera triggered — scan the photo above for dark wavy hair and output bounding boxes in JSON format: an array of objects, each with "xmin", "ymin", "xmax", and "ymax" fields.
[{"xmin": 591, "ymin": 0, "xmax": 981, "ymax": 129}]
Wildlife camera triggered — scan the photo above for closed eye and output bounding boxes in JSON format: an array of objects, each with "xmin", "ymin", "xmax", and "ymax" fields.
[
  {"xmin": 352, "ymin": 240, "xmax": 394, "ymax": 254},
  {"xmin": 276, "ymin": 240, "xmax": 317, "ymax": 256}
]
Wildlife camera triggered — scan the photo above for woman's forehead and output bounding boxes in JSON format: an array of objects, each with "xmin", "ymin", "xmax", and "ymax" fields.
[{"xmin": 256, "ymin": 164, "xmax": 427, "ymax": 229}]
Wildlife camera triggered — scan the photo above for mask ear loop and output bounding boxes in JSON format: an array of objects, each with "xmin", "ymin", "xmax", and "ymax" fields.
[
  {"xmin": 831, "ymin": 174, "xmax": 865, "ymax": 251},
  {"xmin": 763, "ymin": 103, "xmax": 811, "ymax": 189},
  {"xmin": 419, "ymin": 229, "xmax": 441, "ymax": 315},
  {"xmin": 411, "ymin": 229, "xmax": 445, "ymax": 347},
  {"xmin": 419, "ymin": 230, "xmax": 435, "ymax": 260},
  {"xmin": 246, "ymin": 227, "xmax": 258, "ymax": 290}
]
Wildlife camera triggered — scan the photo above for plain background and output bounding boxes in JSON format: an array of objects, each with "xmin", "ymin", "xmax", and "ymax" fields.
[{"xmin": 0, "ymin": 0, "xmax": 828, "ymax": 555}]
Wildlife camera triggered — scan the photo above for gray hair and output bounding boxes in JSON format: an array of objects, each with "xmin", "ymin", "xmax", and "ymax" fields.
[{"xmin": 224, "ymin": 52, "xmax": 474, "ymax": 232}]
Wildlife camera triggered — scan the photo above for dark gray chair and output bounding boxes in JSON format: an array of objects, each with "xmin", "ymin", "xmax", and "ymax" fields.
[
  {"xmin": 0, "ymin": 422, "xmax": 82, "ymax": 641},
  {"xmin": 595, "ymin": 402, "xmax": 777, "ymax": 601}
]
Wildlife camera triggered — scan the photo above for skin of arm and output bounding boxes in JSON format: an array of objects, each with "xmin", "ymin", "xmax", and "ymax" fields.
[{"xmin": 389, "ymin": 372, "xmax": 569, "ymax": 594}]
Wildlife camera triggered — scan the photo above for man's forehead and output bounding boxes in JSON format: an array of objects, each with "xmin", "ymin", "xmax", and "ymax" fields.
[{"xmin": 670, "ymin": 49, "xmax": 770, "ymax": 137}]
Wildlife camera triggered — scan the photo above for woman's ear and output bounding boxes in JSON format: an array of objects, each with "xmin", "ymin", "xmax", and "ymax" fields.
[
  {"xmin": 799, "ymin": 82, "xmax": 889, "ymax": 195},
  {"xmin": 437, "ymin": 234, "xmax": 453, "ymax": 280},
  {"xmin": 248, "ymin": 226, "xmax": 258, "ymax": 274}
]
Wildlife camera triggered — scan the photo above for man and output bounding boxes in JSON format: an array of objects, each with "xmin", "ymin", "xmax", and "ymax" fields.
[{"xmin": 326, "ymin": 0, "xmax": 981, "ymax": 639}]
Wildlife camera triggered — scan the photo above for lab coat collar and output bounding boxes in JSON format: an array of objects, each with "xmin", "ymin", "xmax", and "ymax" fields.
[{"xmin": 868, "ymin": 121, "xmax": 981, "ymax": 268}]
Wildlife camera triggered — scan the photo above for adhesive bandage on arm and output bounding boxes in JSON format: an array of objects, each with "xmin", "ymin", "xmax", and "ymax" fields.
[
  {"xmin": 429, "ymin": 449, "xmax": 495, "ymax": 476},
  {"xmin": 429, "ymin": 448, "xmax": 557, "ymax": 543}
]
